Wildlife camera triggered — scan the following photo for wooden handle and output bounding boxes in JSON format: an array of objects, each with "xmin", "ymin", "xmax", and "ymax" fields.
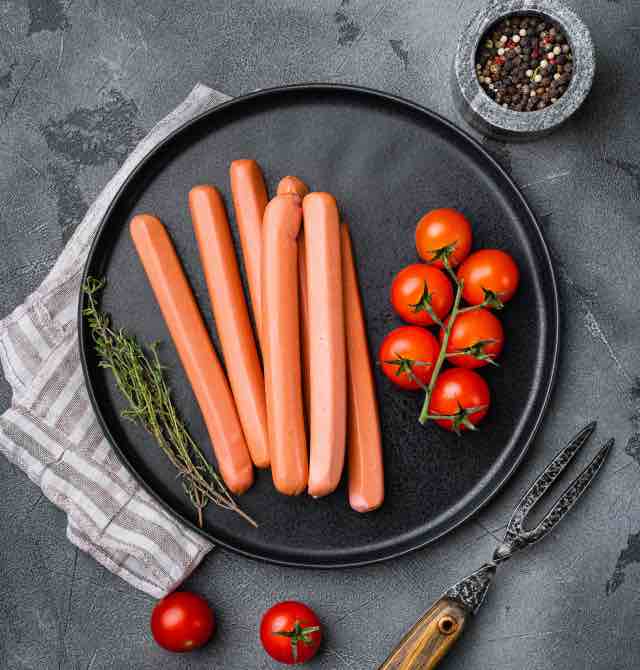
[{"xmin": 378, "ymin": 597, "xmax": 468, "ymax": 670}]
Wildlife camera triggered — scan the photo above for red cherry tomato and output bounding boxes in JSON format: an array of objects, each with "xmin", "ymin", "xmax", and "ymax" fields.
[
  {"xmin": 440, "ymin": 308, "xmax": 504, "ymax": 368},
  {"xmin": 151, "ymin": 591, "xmax": 215, "ymax": 652},
  {"xmin": 391, "ymin": 264, "xmax": 454, "ymax": 326},
  {"xmin": 378, "ymin": 326, "xmax": 440, "ymax": 391},
  {"xmin": 457, "ymin": 249, "xmax": 520, "ymax": 306},
  {"xmin": 415, "ymin": 208, "xmax": 472, "ymax": 268},
  {"xmin": 429, "ymin": 368, "xmax": 490, "ymax": 432},
  {"xmin": 260, "ymin": 601, "xmax": 322, "ymax": 665}
]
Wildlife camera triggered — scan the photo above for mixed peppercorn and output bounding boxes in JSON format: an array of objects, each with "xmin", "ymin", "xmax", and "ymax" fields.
[{"xmin": 476, "ymin": 15, "xmax": 573, "ymax": 112}]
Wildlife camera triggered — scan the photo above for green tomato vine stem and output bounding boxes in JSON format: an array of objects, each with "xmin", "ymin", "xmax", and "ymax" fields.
[
  {"xmin": 418, "ymin": 270, "xmax": 464, "ymax": 425},
  {"xmin": 456, "ymin": 304, "xmax": 481, "ymax": 314}
]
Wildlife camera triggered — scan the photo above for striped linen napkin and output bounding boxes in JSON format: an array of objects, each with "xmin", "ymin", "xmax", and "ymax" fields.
[{"xmin": 0, "ymin": 84, "xmax": 232, "ymax": 598}]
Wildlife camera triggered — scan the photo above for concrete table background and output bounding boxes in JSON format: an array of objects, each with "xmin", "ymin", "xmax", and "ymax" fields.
[{"xmin": 0, "ymin": 1, "xmax": 638, "ymax": 668}]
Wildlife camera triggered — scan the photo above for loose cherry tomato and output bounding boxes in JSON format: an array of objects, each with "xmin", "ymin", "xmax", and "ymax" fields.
[
  {"xmin": 378, "ymin": 326, "xmax": 440, "ymax": 391},
  {"xmin": 391, "ymin": 264, "xmax": 454, "ymax": 326},
  {"xmin": 457, "ymin": 249, "xmax": 520, "ymax": 307},
  {"xmin": 151, "ymin": 591, "xmax": 215, "ymax": 652},
  {"xmin": 440, "ymin": 308, "xmax": 504, "ymax": 369},
  {"xmin": 260, "ymin": 601, "xmax": 322, "ymax": 665},
  {"xmin": 415, "ymin": 208, "xmax": 472, "ymax": 268},
  {"xmin": 429, "ymin": 368, "xmax": 490, "ymax": 433}
]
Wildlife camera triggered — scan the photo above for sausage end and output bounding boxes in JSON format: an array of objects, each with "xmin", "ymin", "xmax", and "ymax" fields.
[
  {"xmin": 189, "ymin": 183, "xmax": 222, "ymax": 201},
  {"xmin": 349, "ymin": 490, "xmax": 384, "ymax": 513},
  {"xmin": 307, "ymin": 478, "xmax": 340, "ymax": 499},
  {"xmin": 223, "ymin": 465, "xmax": 255, "ymax": 495},
  {"xmin": 302, "ymin": 191, "xmax": 338, "ymax": 211},
  {"xmin": 273, "ymin": 477, "xmax": 307, "ymax": 497},
  {"xmin": 229, "ymin": 158, "xmax": 261, "ymax": 174},
  {"xmin": 130, "ymin": 213, "xmax": 163, "ymax": 237},
  {"xmin": 276, "ymin": 176, "xmax": 309, "ymax": 198}
]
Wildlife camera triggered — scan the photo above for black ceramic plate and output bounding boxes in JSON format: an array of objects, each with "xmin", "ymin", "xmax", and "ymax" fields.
[{"xmin": 79, "ymin": 84, "xmax": 559, "ymax": 567}]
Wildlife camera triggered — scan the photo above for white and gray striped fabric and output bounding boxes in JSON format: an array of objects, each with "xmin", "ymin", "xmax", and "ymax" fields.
[{"xmin": 0, "ymin": 84, "xmax": 232, "ymax": 598}]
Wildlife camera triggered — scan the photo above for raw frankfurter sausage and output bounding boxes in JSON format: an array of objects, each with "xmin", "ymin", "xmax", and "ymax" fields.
[
  {"xmin": 302, "ymin": 193, "xmax": 347, "ymax": 498},
  {"xmin": 341, "ymin": 223, "xmax": 384, "ymax": 512},
  {"xmin": 230, "ymin": 159, "xmax": 268, "ymax": 347},
  {"xmin": 262, "ymin": 195, "xmax": 308, "ymax": 495},
  {"xmin": 276, "ymin": 176, "xmax": 311, "ymax": 420},
  {"xmin": 189, "ymin": 185, "xmax": 270, "ymax": 469},
  {"xmin": 130, "ymin": 214, "xmax": 254, "ymax": 494},
  {"xmin": 297, "ymin": 229, "xmax": 311, "ymax": 421}
]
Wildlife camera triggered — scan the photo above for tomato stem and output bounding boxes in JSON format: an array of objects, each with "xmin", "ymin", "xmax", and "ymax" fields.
[
  {"xmin": 457, "ymin": 287, "xmax": 504, "ymax": 313},
  {"xmin": 428, "ymin": 242, "xmax": 458, "ymax": 272},
  {"xmin": 381, "ymin": 353, "xmax": 432, "ymax": 391},
  {"xmin": 424, "ymin": 404, "xmax": 488, "ymax": 434},
  {"xmin": 425, "ymin": 405, "xmax": 488, "ymax": 421},
  {"xmin": 272, "ymin": 622, "xmax": 321, "ymax": 663},
  {"xmin": 456, "ymin": 304, "xmax": 481, "ymax": 314},
  {"xmin": 409, "ymin": 281, "xmax": 444, "ymax": 327},
  {"xmin": 442, "ymin": 255, "xmax": 459, "ymax": 284},
  {"xmin": 418, "ymin": 277, "xmax": 464, "ymax": 425},
  {"xmin": 445, "ymin": 339, "xmax": 500, "ymax": 366},
  {"xmin": 407, "ymin": 368, "xmax": 429, "ymax": 392}
]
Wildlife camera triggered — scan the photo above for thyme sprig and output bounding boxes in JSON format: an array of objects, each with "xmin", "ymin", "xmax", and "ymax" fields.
[{"xmin": 82, "ymin": 277, "xmax": 256, "ymax": 528}]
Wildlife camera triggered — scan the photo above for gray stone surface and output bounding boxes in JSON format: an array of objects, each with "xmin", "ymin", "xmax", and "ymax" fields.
[{"xmin": 0, "ymin": 1, "xmax": 639, "ymax": 668}]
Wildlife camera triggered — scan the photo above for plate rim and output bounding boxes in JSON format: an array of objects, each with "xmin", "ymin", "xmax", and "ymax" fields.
[{"xmin": 78, "ymin": 82, "xmax": 561, "ymax": 568}]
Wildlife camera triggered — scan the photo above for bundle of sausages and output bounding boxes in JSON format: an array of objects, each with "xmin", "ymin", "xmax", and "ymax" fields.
[{"xmin": 130, "ymin": 160, "xmax": 383, "ymax": 513}]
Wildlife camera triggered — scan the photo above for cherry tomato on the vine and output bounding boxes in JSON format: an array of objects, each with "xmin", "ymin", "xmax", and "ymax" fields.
[
  {"xmin": 415, "ymin": 208, "xmax": 472, "ymax": 268},
  {"xmin": 378, "ymin": 326, "xmax": 440, "ymax": 391},
  {"xmin": 150, "ymin": 591, "xmax": 215, "ymax": 652},
  {"xmin": 260, "ymin": 601, "xmax": 322, "ymax": 665},
  {"xmin": 440, "ymin": 308, "xmax": 504, "ymax": 369},
  {"xmin": 391, "ymin": 263, "xmax": 454, "ymax": 326},
  {"xmin": 429, "ymin": 368, "xmax": 490, "ymax": 433},
  {"xmin": 457, "ymin": 249, "xmax": 520, "ymax": 307}
]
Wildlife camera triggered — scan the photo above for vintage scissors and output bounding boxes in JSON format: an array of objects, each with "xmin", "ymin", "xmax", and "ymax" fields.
[{"xmin": 379, "ymin": 422, "xmax": 612, "ymax": 670}]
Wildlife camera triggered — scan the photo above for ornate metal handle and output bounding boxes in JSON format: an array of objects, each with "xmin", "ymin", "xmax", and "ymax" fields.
[{"xmin": 378, "ymin": 597, "xmax": 468, "ymax": 670}]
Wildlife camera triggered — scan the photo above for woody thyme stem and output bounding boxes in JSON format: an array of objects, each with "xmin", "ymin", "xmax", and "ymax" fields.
[{"xmin": 82, "ymin": 277, "xmax": 257, "ymax": 528}]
